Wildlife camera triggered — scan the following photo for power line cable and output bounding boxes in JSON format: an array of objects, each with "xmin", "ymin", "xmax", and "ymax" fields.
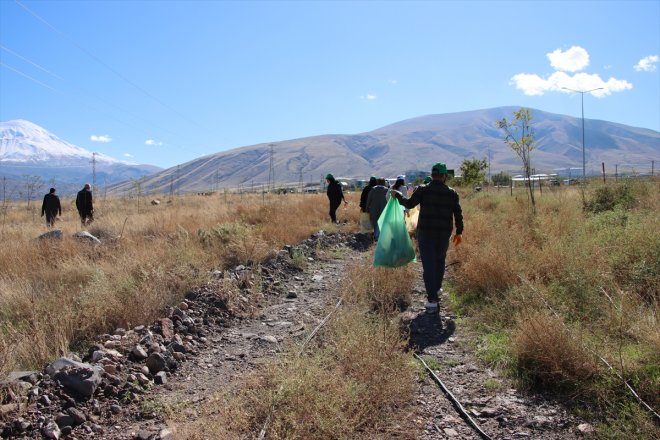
[
  {"xmin": 0, "ymin": 44, "xmax": 63, "ymax": 80},
  {"xmin": 0, "ymin": 61, "xmax": 61, "ymax": 93},
  {"xmin": 14, "ymin": 0, "xmax": 208, "ymax": 131}
]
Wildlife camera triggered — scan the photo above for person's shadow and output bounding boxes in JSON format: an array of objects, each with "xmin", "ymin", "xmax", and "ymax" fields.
[{"xmin": 405, "ymin": 311, "xmax": 455, "ymax": 353}]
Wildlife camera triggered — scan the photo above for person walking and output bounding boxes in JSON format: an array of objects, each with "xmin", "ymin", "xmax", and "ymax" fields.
[
  {"xmin": 365, "ymin": 178, "xmax": 388, "ymax": 240},
  {"xmin": 359, "ymin": 176, "xmax": 377, "ymax": 213},
  {"xmin": 76, "ymin": 183, "xmax": 94, "ymax": 227},
  {"xmin": 392, "ymin": 163, "xmax": 463, "ymax": 314},
  {"xmin": 325, "ymin": 174, "xmax": 347, "ymax": 224},
  {"xmin": 41, "ymin": 188, "xmax": 62, "ymax": 228}
]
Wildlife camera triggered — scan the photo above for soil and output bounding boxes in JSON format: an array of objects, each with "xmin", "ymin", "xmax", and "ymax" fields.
[{"xmin": 1, "ymin": 230, "xmax": 590, "ymax": 440}]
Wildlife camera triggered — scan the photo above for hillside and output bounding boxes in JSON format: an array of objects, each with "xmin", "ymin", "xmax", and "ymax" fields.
[{"xmin": 109, "ymin": 106, "xmax": 659, "ymax": 194}]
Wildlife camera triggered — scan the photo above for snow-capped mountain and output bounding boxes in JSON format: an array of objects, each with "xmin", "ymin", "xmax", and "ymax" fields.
[
  {"xmin": 0, "ymin": 119, "xmax": 122, "ymax": 166},
  {"xmin": 0, "ymin": 119, "xmax": 160, "ymax": 195}
]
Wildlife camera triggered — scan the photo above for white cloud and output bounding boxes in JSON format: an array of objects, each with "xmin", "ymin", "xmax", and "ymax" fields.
[
  {"xmin": 123, "ymin": 153, "xmax": 134, "ymax": 158},
  {"xmin": 511, "ymin": 71, "xmax": 632, "ymax": 97},
  {"xmin": 145, "ymin": 139, "xmax": 163, "ymax": 146},
  {"xmin": 359, "ymin": 94, "xmax": 377, "ymax": 100},
  {"xmin": 634, "ymin": 55, "xmax": 659, "ymax": 72},
  {"xmin": 389, "ymin": 79, "xmax": 398, "ymax": 85},
  {"xmin": 547, "ymin": 46, "xmax": 590, "ymax": 72},
  {"xmin": 90, "ymin": 134, "xmax": 111, "ymax": 143}
]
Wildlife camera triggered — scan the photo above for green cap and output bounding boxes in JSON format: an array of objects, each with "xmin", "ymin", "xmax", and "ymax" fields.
[
  {"xmin": 325, "ymin": 173, "xmax": 334, "ymax": 180},
  {"xmin": 431, "ymin": 162, "xmax": 447, "ymax": 174},
  {"xmin": 369, "ymin": 176, "xmax": 377, "ymax": 183},
  {"xmin": 423, "ymin": 176, "xmax": 432, "ymax": 184}
]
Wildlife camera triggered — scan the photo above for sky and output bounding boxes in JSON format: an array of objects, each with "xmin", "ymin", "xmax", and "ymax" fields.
[{"xmin": 1, "ymin": 0, "xmax": 659, "ymax": 169}]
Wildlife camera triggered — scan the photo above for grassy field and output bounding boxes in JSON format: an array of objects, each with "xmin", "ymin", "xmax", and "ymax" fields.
[
  {"xmin": 449, "ymin": 178, "xmax": 659, "ymax": 438},
  {"xmin": 0, "ymin": 191, "xmax": 359, "ymax": 376}
]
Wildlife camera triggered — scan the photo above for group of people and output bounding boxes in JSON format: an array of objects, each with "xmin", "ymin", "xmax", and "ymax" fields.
[
  {"xmin": 327, "ymin": 163, "xmax": 463, "ymax": 314},
  {"xmin": 40, "ymin": 184, "xmax": 95, "ymax": 228}
]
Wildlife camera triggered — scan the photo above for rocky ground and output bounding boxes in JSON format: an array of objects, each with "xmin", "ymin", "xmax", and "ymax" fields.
[{"xmin": 1, "ymin": 230, "xmax": 593, "ymax": 439}]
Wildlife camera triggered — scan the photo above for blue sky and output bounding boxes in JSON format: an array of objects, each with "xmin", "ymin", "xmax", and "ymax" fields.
[{"xmin": 1, "ymin": 0, "xmax": 658, "ymax": 168}]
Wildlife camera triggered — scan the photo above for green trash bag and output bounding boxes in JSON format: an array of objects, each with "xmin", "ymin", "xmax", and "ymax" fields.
[{"xmin": 373, "ymin": 197, "xmax": 417, "ymax": 268}]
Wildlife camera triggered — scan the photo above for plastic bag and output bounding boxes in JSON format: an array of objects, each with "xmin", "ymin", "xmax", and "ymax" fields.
[
  {"xmin": 405, "ymin": 206, "xmax": 419, "ymax": 236},
  {"xmin": 359, "ymin": 212, "xmax": 373, "ymax": 232},
  {"xmin": 373, "ymin": 197, "xmax": 417, "ymax": 267}
]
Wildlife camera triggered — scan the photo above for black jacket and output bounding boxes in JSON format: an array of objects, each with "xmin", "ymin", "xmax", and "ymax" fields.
[
  {"xmin": 41, "ymin": 193, "xmax": 61, "ymax": 216},
  {"xmin": 359, "ymin": 183, "xmax": 375, "ymax": 212},
  {"xmin": 398, "ymin": 180, "xmax": 463, "ymax": 237},
  {"xmin": 76, "ymin": 188, "xmax": 93, "ymax": 215},
  {"xmin": 326, "ymin": 180, "xmax": 345, "ymax": 205}
]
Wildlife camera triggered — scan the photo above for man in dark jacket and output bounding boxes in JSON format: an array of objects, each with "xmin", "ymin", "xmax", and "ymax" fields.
[
  {"xmin": 365, "ymin": 178, "xmax": 388, "ymax": 240},
  {"xmin": 41, "ymin": 187, "xmax": 62, "ymax": 228},
  {"xmin": 359, "ymin": 176, "xmax": 377, "ymax": 213},
  {"xmin": 393, "ymin": 163, "xmax": 463, "ymax": 313},
  {"xmin": 76, "ymin": 183, "xmax": 94, "ymax": 226},
  {"xmin": 325, "ymin": 173, "xmax": 347, "ymax": 223}
]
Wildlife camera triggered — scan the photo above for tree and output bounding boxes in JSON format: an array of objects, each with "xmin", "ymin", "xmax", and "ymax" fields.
[
  {"xmin": 497, "ymin": 108, "xmax": 536, "ymax": 210},
  {"xmin": 460, "ymin": 158, "xmax": 488, "ymax": 187},
  {"xmin": 491, "ymin": 171, "xmax": 512, "ymax": 187}
]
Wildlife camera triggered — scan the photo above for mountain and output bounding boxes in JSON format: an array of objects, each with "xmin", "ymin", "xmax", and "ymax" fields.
[
  {"xmin": 110, "ymin": 107, "xmax": 659, "ymax": 194},
  {"xmin": 0, "ymin": 120, "xmax": 161, "ymax": 195}
]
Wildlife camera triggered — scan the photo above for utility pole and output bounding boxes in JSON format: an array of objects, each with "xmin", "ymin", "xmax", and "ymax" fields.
[
  {"xmin": 268, "ymin": 144, "xmax": 275, "ymax": 192},
  {"xmin": 652, "ymin": 160, "xmax": 655, "ymax": 176},
  {"xmin": 615, "ymin": 164, "xmax": 618, "ymax": 182},
  {"xmin": 487, "ymin": 149, "xmax": 491, "ymax": 191}
]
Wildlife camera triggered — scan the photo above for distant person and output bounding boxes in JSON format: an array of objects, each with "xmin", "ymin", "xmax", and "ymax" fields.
[
  {"xmin": 359, "ymin": 176, "xmax": 377, "ymax": 213},
  {"xmin": 41, "ymin": 187, "xmax": 62, "ymax": 228},
  {"xmin": 392, "ymin": 163, "xmax": 463, "ymax": 314},
  {"xmin": 76, "ymin": 183, "xmax": 94, "ymax": 226},
  {"xmin": 325, "ymin": 174, "xmax": 347, "ymax": 224},
  {"xmin": 365, "ymin": 178, "xmax": 388, "ymax": 240},
  {"xmin": 392, "ymin": 175, "xmax": 408, "ymax": 198}
]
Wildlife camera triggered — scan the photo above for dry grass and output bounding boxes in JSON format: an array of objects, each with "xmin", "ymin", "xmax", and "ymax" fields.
[
  {"xmin": 173, "ymin": 259, "xmax": 418, "ymax": 440},
  {"xmin": 0, "ymin": 192, "xmax": 358, "ymax": 376},
  {"xmin": 450, "ymin": 180, "xmax": 660, "ymax": 432}
]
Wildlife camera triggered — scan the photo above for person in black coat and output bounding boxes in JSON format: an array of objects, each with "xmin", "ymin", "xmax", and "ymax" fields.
[
  {"xmin": 393, "ymin": 163, "xmax": 463, "ymax": 314},
  {"xmin": 359, "ymin": 176, "xmax": 377, "ymax": 213},
  {"xmin": 41, "ymin": 188, "xmax": 62, "ymax": 228},
  {"xmin": 325, "ymin": 173, "xmax": 347, "ymax": 223},
  {"xmin": 75, "ymin": 183, "xmax": 94, "ymax": 226}
]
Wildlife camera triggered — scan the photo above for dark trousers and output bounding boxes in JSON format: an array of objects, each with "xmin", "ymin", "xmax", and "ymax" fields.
[
  {"xmin": 417, "ymin": 231, "xmax": 451, "ymax": 302},
  {"xmin": 329, "ymin": 201, "xmax": 341, "ymax": 223},
  {"xmin": 79, "ymin": 211, "xmax": 93, "ymax": 226},
  {"xmin": 45, "ymin": 212, "xmax": 56, "ymax": 228}
]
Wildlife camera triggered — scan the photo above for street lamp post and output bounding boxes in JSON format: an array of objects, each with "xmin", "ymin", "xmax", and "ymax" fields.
[{"xmin": 562, "ymin": 87, "xmax": 603, "ymax": 181}]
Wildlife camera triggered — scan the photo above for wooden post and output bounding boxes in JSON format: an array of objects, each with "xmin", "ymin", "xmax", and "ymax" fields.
[
  {"xmin": 615, "ymin": 164, "xmax": 618, "ymax": 182},
  {"xmin": 602, "ymin": 162, "xmax": 606, "ymax": 183},
  {"xmin": 510, "ymin": 178, "xmax": 513, "ymax": 196}
]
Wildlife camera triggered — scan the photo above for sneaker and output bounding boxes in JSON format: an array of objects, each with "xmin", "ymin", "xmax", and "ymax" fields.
[{"xmin": 425, "ymin": 301, "xmax": 439, "ymax": 314}]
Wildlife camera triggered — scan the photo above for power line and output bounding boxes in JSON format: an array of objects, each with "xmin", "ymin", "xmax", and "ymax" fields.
[
  {"xmin": 0, "ymin": 62, "xmax": 61, "ymax": 93},
  {"xmin": 0, "ymin": 44, "xmax": 63, "ymax": 80},
  {"xmin": 14, "ymin": 0, "xmax": 207, "ymax": 131}
]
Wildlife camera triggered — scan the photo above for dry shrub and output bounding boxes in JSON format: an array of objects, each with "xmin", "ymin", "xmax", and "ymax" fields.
[
  {"xmin": 175, "ymin": 308, "xmax": 416, "ymax": 440},
  {"xmin": 341, "ymin": 256, "xmax": 414, "ymax": 314},
  {"xmin": 512, "ymin": 311, "xmax": 599, "ymax": 390}
]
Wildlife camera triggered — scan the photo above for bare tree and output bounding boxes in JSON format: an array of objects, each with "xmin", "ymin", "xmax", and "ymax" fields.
[
  {"xmin": 23, "ymin": 175, "xmax": 44, "ymax": 211},
  {"xmin": 497, "ymin": 108, "xmax": 536, "ymax": 211}
]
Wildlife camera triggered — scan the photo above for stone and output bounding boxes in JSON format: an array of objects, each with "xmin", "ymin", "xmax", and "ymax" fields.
[
  {"xmin": 577, "ymin": 423, "xmax": 595, "ymax": 434},
  {"xmin": 132, "ymin": 345, "xmax": 149, "ymax": 360},
  {"xmin": 259, "ymin": 335, "xmax": 278, "ymax": 344},
  {"xmin": 41, "ymin": 421, "xmax": 61, "ymax": 439},
  {"xmin": 51, "ymin": 361, "xmax": 103, "ymax": 398},
  {"xmin": 178, "ymin": 301, "xmax": 189, "ymax": 311},
  {"xmin": 146, "ymin": 353, "xmax": 166, "ymax": 374},
  {"xmin": 39, "ymin": 395, "xmax": 52, "ymax": 406},
  {"xmin": 73, "ymin": 231, "xmax": 101, "ymax": 244},
  {"xmin": 67, "ymin": 407, "xmax": 87, "ymax": 424},
  {"xmin": 443, "ymin": 428, "xmax": 459, "ymax": 436},
  {"xmin": 6, "ymin": 371, "xmax": 39, "ymax": 384},
  {"xmin": 159, "ymin": 428, "xmax": 174, "ymax": 440},
  {"xmin": 110, "ymin": 404, "xmax": 122, "ymax": 414},
  {"xmin": 36, "ymin": 230, "xmax": 63, "ymax": 240},
  {"xmin": 55, "ymin": 413, "xmax": 74, "ymax": 428},
  {"xmin": 160, "ymin": 318, "xmax": 174, "ymax": 340},
  {"xmin": 154, "ymin": 372, "xmax": 167, "ymax": 385},
  {"xmin": 286, "ymin": 290, "xmax": 298, "ymax": 298}
]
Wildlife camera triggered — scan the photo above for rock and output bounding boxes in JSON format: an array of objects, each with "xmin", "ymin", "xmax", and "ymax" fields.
[
  {"xmin": 135, "ymin": 429, "xmax": 153, "ymax": 440},
  {"xmin": 110, "ymin": 404, "xmax": 122, "ymax": 414},
  {"xmin": 132, "ymin": 345, "xmax": 149, "ymax": 360},
  {"xmin": 55, "ymin": 413, "xmax": 74, "ymax": 428},
  {"xmin": 286, "ymin": 290, "xmax": 297, "ymax": 298},
  {"xmin": 48, "ymin": 358, "xmax": 103, "ymax": 398},
  {"xmin": 146, "ymin": 353, "xmax": 167, "ymax": 374},
  {"xmin": 259, "ymin": 335, "xmax": 278, "ymax": 344},
  {"xmin": 6, "ymin": 371, "xmax": 39, "ymax": 384},
  {"xmin": 160, "ymin": 318, "xmax": 174, "ymax": 340},
  {"xmin": 41, "ymin": 421, "xmax": 61, "ymax": 439},
  {"xmin": 312, "ymin": 274, "xmax": 324, "ymax": 282},
  {"xmin": 443, "ymin": 427, "xmax": 459, "ymax": 436},
  {"xmin": 577, "ymin": 423, "xmax": 595, "ymax": 434},
  {"xmin": 480, "ymin": 407, "xmax": 499, "ymax": 417},
  {"xmin": 39, "ymin": 395, "xmax": 52, "ymax": 406},
  {"xmin": 151, "ymin": 199, "xmax": 161, "ymax": 205},
  {"xmin": 178, "ymin": 301, "xmax": 189, "ymax": 311},
  {"xmin": 159, "ymin": 428, "xmax": 174, "ymax": 440},
  {"xmin": 73, "ymin": 231, "xmax": 101, "ymax": 244},
  {"xmin": 36, "ymin": 230, "xmax": 63, "ymax": 240},
  {"xmin": 154, "ymin": 371, "xmax": 167, "ymax": 385},
  {"xmin": 67, "ymin": 407, "xmax": 87, "ymax": 424}
]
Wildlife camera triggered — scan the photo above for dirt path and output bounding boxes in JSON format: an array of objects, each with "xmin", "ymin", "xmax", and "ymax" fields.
[{"xmin": 1, "ymin": 231, "xmax": 589, "ymax": 439}]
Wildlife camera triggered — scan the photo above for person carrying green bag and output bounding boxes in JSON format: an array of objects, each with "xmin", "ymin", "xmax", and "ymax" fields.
[{"xmin": 391, "ymin": 162, "xmax": 463, "ymax": 314}]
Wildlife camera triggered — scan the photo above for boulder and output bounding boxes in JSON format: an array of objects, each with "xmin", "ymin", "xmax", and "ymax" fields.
[
  {"xmin": 73, "ymin": 231, "xmax": 101, "ymax": 244},
  {"xmin": 36, "ymin": 230, "xmax": 63, "ymax": 240},
  {"xmin": 47, "ymin": 357, "xmax": 103, "ymax": 398}
]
